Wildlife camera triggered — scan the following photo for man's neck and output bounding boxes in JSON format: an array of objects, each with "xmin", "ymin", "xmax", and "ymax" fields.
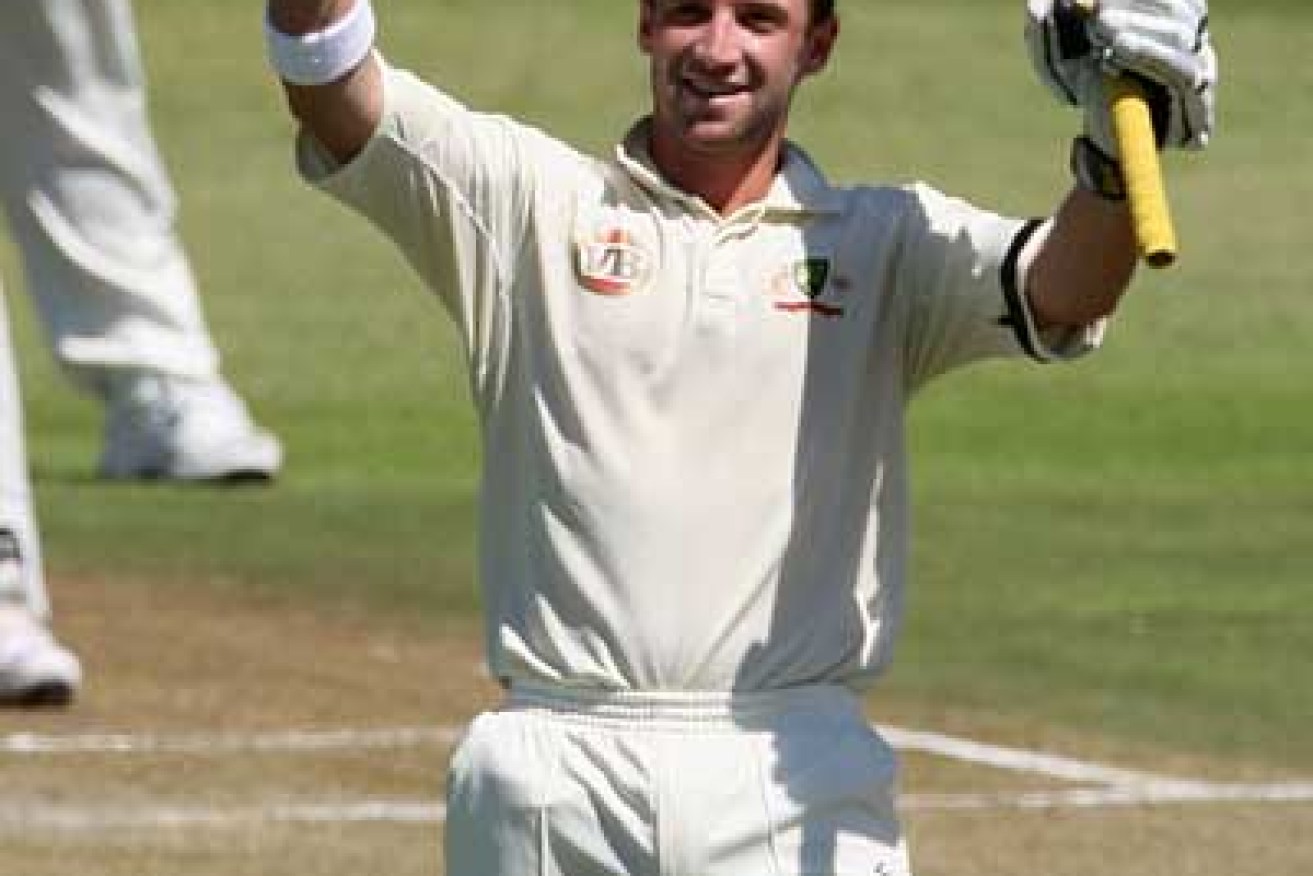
[{"xmin": 648, "ymin": 132, "xmax": 786, "ymax": 216}]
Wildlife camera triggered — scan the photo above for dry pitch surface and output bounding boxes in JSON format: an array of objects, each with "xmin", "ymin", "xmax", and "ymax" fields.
[{"xmin": 3, "ymin": 577, "xmax": 1310, "ymax": 876}]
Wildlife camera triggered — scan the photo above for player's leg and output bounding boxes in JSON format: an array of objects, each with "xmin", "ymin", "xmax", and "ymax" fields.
[
  {"xmin": 734, "ymin": 690, "xmax": 912, "ymax": 876},
  {"xmin": 0, "ymin": 292, "xmax": 82, "ymax": 707},
  {"xmin": 0, "ymin": 0, "xmax": 280, "ymax": 482},
  {"xmin": 445, "ymin": 707, "xmax": 657, "ymax": 876}
]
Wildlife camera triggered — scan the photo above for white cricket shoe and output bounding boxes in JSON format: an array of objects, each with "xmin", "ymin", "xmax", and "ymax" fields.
[
  {"xmin": 0, "ymin": 607, "xmax": 82, "ymax": 707},
  {"xmin": 99, "ymin": 372, "xmax": 282, "ymax": 482}
]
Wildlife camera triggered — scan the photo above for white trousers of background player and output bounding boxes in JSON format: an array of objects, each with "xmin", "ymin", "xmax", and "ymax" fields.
[
  {"xmin": 0, "ymin": 0, "xmax": 221, "ymax": 391},
  {"xmin": 0, "ymin": 293, "xmax": 48, "ymax": 619}
]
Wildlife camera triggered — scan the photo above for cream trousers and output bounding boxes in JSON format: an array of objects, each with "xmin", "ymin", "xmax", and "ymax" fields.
[{"xmin": 447, "ymin": 682, "xmax": 912, "ymax": 876}]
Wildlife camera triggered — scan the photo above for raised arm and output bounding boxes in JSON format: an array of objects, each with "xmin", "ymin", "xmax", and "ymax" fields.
[
  {"xmin": 265, "ymin": 0, "xmax": 384, "ymax": 163},
  {"xmin": 1027, "ymin": 184, "xmax": 1137, "ymax": 328},
  {"xmin": 1022, "ymin": 0, "xmax": 1217, "ymax": 330}
]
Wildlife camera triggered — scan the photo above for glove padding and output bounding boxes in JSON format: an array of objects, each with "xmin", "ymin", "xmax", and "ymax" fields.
[{"xmin": 1025, "ymin": 0, "xmax": 1217, "ymax": 155}]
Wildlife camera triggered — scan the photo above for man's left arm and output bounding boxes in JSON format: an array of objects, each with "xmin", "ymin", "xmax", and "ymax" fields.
[
  {"xmin": 1027, "ymin": 186, "xmax": 1136, "ymax": 329},
  {"xmin": 1021, "ymin": 0, "xmax": 1217, "ymax": 330}
]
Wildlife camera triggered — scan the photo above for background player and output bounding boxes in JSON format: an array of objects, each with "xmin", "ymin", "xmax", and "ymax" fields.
[
  {"xmin": 1, "ymin": 284, "xmax": 79, "ymax": 706},
  {"xmin": 0, "ymin": 0, "xmax": 284, "ymax": 706},
  {"xmin": 265, "ymin": 0, "xmax": 1215, "ymax": 872}
]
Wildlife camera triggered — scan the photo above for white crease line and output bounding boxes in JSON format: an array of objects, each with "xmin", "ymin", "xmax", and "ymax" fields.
[
  {"xmin": 0, "ymin": 726, "xmax": 461, "ymax": 755},
  {"xmin": 0, "ymin": 723, "xmax": 1227, "ymax": 789},
  {"xmin": 880, "ymin": 726, "xmax": 1185, "ymax": 787},
  {"xmin": 6, "ymin": 724, "xmax": 1311, "ymax": 810},
  {"xmin": 0, "ymin": 800, "xmax": 446, "ymax": 830},
  {"xmin": 902, "ymin": 781, "xmax": 1313, "ymax": 810},
  {"xmin": 5, "ymin": 781, "xmax": 1313, "ymax": 833},
  {"xmin": 3, "ymin": 721, "xmax": 1312, "ymax": 833}
]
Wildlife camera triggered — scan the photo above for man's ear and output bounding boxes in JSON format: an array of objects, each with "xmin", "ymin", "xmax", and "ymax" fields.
[{"xmin": 802, "ymin": 16, "xmax": 839, "ymax": 76}]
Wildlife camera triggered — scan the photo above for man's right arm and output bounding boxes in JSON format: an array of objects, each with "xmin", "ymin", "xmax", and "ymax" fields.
[{"xmin": 266, "ymin": 0, "xmax": 383, "ymax": 164}]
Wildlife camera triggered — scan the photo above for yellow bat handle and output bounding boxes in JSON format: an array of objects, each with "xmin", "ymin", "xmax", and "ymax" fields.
[
  {"xmin": 1107, "ymin": 76, "xmax": 1178, "ymax": 268},
  {"xmin": 1072, "ymin": 0, "xmax": 1178, "ymax": 268}
]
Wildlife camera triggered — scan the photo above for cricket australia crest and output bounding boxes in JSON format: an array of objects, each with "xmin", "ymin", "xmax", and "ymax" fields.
[{"xmin": 769, "ymin": 256, "xmax": 845, "ymax": 317}]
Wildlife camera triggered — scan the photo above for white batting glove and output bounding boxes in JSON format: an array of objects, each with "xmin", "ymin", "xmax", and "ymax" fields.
[{"xmin": 1025, "ymin": 0, "xmax": 1217, "ymax": 155}]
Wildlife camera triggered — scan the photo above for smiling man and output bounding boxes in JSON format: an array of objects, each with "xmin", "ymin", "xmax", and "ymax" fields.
[
  {"xmin": 641, "ymin": 0, "xmax": 837, "ymax": 212},
  {"xmin": 263, "ymin": 1, "xmax": 1216, "ymax": 873}
]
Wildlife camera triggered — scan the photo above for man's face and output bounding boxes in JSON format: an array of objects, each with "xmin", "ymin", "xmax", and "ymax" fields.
[{"xmin": 639, "ymin": 0, "xmax": 837, "ymax": 160}]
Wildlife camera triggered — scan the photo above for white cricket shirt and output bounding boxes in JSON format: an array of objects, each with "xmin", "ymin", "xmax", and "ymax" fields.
[{"xmin": 298, "ymin": 62, "xmax": 1104, "ymax": 694}]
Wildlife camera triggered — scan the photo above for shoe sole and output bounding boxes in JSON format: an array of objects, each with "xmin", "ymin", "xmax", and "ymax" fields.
[
  {"xmin": 211, "ymin": 469, "xmax": 277, "ymax": 486},
  {"xmin": 100, "ymin": 468, "xmax": 278, "ymax": 485},
  {"xmin": 0, "ymin": 680, "xmax": 75, "ymax": 708}
]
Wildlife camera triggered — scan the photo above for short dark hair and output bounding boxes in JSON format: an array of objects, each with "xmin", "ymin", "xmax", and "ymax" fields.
[
  {"xmin": 640, "ymin": 1, "xmax": 835, "ymax": 26},
  {"xmin": 811, "ymin": 0, "xmax": 835, "ymax": 24}
]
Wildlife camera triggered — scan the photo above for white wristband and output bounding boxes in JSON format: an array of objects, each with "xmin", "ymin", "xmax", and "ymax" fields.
[{"xmin": 265, "ymin": 1, "xmax": 376, "ymax": 86}]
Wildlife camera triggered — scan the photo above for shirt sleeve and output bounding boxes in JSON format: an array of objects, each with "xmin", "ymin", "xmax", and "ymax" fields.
[
  {"xmin": 894, "ymin": 183, "xmax": 1107, "ymax": 393},
  {"xmin": 294, "ymin": 57, "xmax": 559, "ymax": 389}
]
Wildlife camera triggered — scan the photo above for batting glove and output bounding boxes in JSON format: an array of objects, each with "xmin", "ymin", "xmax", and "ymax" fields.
[{"xmin": 1025, "ymin": 0, "xmax": 1217, "ymax": 155}]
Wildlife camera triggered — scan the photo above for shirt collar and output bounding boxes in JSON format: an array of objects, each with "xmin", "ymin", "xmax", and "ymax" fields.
[{"xmin": 615, "ymin": 118, "xmax": 845, "ymax": 218}]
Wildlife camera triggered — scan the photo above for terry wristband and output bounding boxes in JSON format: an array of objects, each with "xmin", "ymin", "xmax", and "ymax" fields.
[{"xmin": 265, "ymin": 1, "xmax": 375, "ymax": 86}]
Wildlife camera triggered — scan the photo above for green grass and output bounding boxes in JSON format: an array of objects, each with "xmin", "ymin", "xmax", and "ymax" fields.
[{"xmin": 2, "ymin": 1, "xmax": 1309, "ymax": 768}]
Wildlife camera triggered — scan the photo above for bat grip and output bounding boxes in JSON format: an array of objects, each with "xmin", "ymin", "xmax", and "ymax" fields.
[{"xmin": 1107, "ymin": 76, "xmax": 1178, "ymax": 268}]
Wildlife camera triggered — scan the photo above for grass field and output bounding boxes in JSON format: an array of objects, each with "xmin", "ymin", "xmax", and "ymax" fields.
[{"xmin": 2, "ymin": 1, "xmax": 1311, "ymax": 875}]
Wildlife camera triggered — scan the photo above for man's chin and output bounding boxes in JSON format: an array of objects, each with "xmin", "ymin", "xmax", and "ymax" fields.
[{"xmin": 678, "ymin": 120, "xmax": 757, "ymax": 155}]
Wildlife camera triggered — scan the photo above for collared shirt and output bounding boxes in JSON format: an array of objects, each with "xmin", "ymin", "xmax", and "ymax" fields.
[{"xmin": 298, "ymin": 61, "xmax": 1104, "ymax": 693}]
